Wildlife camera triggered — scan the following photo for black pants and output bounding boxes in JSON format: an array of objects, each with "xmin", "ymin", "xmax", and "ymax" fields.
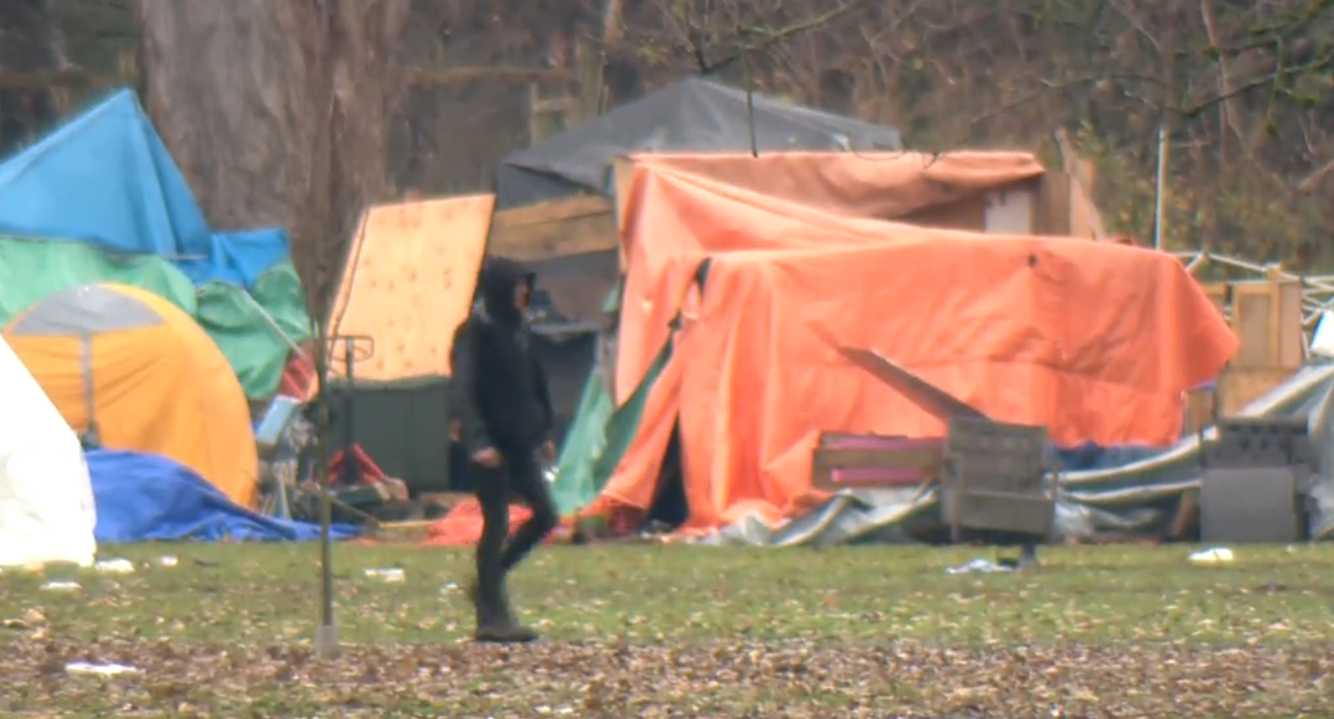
[{"xmin": 472, "ymin": 447, "xmax": 558, "ymax": 600}]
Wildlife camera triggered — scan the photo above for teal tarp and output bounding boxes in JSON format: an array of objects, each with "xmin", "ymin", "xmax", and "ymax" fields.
[
  {"xmin": 551, "ymin": 340, "xmax": 672, "ymax": 515},
  {"xmin": 0, "ymin": 235, "xmax": 310, "ymax": 398}
]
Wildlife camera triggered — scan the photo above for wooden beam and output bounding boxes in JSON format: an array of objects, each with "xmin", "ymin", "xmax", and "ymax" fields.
[
  {"xmin": 1053, "ymin": 128, "xmax": 1108, "ymax": 240},
  {"xmin": 402, "ymin": 66, "xmax": 574, "ymax": 87},
  {"xmin": 0, "ymin": 65, "xmax": 574, "ymax": 92},
  {"xmin": 610, "ymin": 156, "xmax": 637, "ymax": 269},
  {"xmin": 488, "ymin": 195, "xmax": 618, "ymax": 261},
  {"xmin": 0, "ymin": 67, "xmax": 119, "ymax": 90}
]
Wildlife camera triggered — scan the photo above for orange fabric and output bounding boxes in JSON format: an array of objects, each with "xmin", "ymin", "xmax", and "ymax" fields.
[
  {"xmin": 601, "ymin": 168, "xmax": 1236, "ymax": 531},
  {"xmin": 615, "ymin": 153, "xmax": 1047, "ymax": 401},
  {"xmin": 423, "ymin": 497, "xmax": 566, "ymax": 547},
  {"xmin": 627, "ymin": 151, "xmax": 1046, "ymax": 221},
  {"xmin": 5, "ymin": 284, "xmax": 259, "ymax": 508},
  {"xmin": 674, "ymin": 241, "xmax": 1234, "ymax": 528}
]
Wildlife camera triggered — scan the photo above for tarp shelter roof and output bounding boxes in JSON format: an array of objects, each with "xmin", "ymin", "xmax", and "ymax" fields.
[
  {"xmin": 589, "ymin": 164, "xmax": 1237, "ymax": 531},
  {"xmin": 495, "ymin": 76, "xmax": 903, "ymax": 209},
  {"xmin": 613, "ymin": 151, "xmax": 1051, "ymax": 399},
  {"xmin": 0, "ymin": 88, "xmax": 295, "ymax": 289}
]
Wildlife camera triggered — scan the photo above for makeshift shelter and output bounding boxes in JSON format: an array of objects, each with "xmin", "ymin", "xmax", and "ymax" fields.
[
  {"xmin": 488, "ymin": 80, "xmax": 907, "ymax": 325},
  {"xmin": 4, "ymin": 284, "xmax": 259, "ymax": 508},
  {"xmin": 0, "ymin": 89, "xmax": 310, "ymax": 398},
  {"xmin": 494, "ymin": 76, "xmax": 904, "ymax": 210},
  {"xmin": 325, "ymin": 196, "xmax": 493, "ymax": 492},
  {"xmin": 0, "ymin": 335, "xmax": 97, "ymax": 568},
  {"xmin": 546, "ymin": 164, "xmax": 1237, "ymax": 533},
  {"xmin": 547, "ymin": 150, "xmax": 1099, "ymax": 515}
]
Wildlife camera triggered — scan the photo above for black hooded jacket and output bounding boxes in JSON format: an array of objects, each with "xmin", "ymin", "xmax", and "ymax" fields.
[{"xmin": 451, "ymin": 257, "xmax": 554, "ymax": 454}]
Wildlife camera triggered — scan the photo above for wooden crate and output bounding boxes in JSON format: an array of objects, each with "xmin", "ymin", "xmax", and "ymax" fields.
[
  {"xmin": 1199, "ymin": 279, "xmax": 1305, "ymax": 370},
  {"xmin": 810, "ymin": 433, "xmax": 943, "ymax": 492}
]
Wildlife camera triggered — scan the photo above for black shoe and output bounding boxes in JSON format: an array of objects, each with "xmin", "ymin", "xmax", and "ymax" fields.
[{"xmin": 474, "ymin": 622, "xmax": 539, "ymax": 643}]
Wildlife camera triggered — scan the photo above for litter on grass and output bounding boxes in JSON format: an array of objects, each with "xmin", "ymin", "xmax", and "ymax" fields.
[
  {"xmin": 1189, "ymin": 547, "xmax": 1235, "ymax": 565},
  {"xmin": 65, "ymin": 662, "xmax": 140, "ymax": 677},
  {"xmin": 946, "ymin": 558, "xmax": 1013, "ymax": 574}
]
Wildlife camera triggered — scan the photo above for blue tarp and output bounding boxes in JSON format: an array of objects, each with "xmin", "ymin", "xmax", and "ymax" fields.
[
  {"xmin": 88, "ymin": 449, "xmax": 360, "ymax": 543},
  {"xmin": 0, "ymin": 88, "xmax": 288, "ymax": 289}
]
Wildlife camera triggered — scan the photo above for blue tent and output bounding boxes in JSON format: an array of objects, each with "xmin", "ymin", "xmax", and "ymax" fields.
[{"xmin": 0, "ymin": 88, "xmax": 289, "ymax": 289}]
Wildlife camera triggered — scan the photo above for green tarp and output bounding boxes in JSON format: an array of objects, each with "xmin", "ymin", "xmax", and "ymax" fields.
[
  {"xmin": 0, "ymin": 235, "xmax": 311, "ymax": 399},
  {"xmin": 551, "ymin": 340, "xmax": 672, "ymax": 515}
]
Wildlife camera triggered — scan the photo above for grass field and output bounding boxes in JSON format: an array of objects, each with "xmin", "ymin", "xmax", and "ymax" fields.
[{"xmin": 1, "ymin": 542, "xmax": 1331, "ymax": 718}]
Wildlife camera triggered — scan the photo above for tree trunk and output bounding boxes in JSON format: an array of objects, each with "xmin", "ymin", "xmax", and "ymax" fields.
[
  {"xmin": 0, "ymin": 0, "xmax": 67, "ymax": 154},
  {"xmin": 136, "ymin": 0, "xmax": 410, "ymax": 312}
]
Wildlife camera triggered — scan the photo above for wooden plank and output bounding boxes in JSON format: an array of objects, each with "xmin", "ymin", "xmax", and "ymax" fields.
[
  {"xmin": 1053, "ymin": 128, "xmax": 1108, "ymax": 240},
  {"xmin": 611, "ymin": 156, "xmax": 637, "ymax": 269},
  {"xmin": 1035, "ymin": 171, "xmax": 1072, "ymax": 235},
  {"xmin": 1231, "ymin": 283, "xmax": 1277, "ymax": 368},
  {"xmin": 1199, "ymin": 282, "xmax": 1229, "ymax": 316},
  {"xmin": 488, "ymin": 196, "xmax": 618, "ymax": 261},
  {"xmin": 491, "ymin": 195, "xmax": 610, "ymax": 229},
  {"xmin": 1277, "ymin": 280, "xmax": 1305, "ymax": 368}
]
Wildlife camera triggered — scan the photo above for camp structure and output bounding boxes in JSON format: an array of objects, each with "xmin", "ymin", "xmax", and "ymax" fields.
[
  {"xmin": 494, "ymin": 76, "xmax": 904, "ymax": 210},
  {"xmin": 487, "ymin": 77, "xmax": 906, "ymax": 323},
  {"xmin": 0, "ymin": 334, "xmax": 97, "ymax": 568},
  {"xmin": 539, "ymin": 161, "xmax": 1237, "ymax": 536},
  {"xmin": 325, "ymin": 195, "xmax": 494, "ymax": 492},
  {"xmin": 483, "ymin": 80, "xmax": 913, "ymax": 474},
  {"xmin": 0, "ymin": 89, "xmax": 312, "ymax": 401},
  {"xmin": 4, "ymin": 283, "xmax": 259, "ymax": 508}
]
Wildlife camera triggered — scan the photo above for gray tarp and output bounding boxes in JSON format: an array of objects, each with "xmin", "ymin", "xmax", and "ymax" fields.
[
  {"xmin": 703, "ymin": 363, "xmax": 1334, "ymax": 547},
  {"xmin": 495, "ymin": 77, "xmax": 903, "ymax": 209}
]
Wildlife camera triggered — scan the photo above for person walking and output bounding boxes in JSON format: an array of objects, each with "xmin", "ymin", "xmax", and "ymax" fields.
[{"xmin": 450, "ymin": 256, "xmax": 559, "ymax": 643}]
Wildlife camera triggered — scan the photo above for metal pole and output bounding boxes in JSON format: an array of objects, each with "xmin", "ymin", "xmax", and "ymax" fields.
[
  {"xmin": 1153, "ymin": 125, "xmax": 1168, "ymax": 251},
  {"xmin": 313, "ymin": 322, "xmax": 338, "ymax": 658},
  {"xmin": 341, "ymin": 337, "xmax": 358, "ymax": 488}
]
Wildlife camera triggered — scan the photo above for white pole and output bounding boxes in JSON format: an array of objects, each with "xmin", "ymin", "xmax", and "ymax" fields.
[{"xmin": 1153, "ymin": 126, "xmax": 1168, "ymax": 251}]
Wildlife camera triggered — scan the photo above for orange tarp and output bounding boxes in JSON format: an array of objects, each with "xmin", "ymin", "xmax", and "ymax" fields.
[
  {"xmin": 327, "ymin": 194, "xmax": 493, "ymax": 381},
  {"xmin": 623, "ymin": 150, "xmax": 1046, "ymax": 225},
  {"xmin": 614, "ymin": 151, "xmax": 1047, "ymax": 400},
  {"xmin": 593, "ymin": 165, "xmax": 1236, "ymax": 531}
]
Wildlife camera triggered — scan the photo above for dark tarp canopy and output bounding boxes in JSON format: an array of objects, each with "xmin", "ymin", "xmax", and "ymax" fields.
[{"xmin": 494, "ymin": 76, "xmax": 903, "ymax": 210}]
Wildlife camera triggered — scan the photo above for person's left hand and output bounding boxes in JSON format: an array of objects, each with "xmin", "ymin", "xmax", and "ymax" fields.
[{"xmin": 539, "ymin": 440, "xmax": 557, "ymax": 464}]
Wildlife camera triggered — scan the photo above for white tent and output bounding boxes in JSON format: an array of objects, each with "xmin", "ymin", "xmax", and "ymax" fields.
[{"xmin": 0, "ymin": 335, "xmax": 97, "ymax": 568}]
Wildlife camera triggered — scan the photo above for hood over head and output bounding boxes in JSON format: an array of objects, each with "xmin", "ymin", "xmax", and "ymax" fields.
[{"xmin": 477, "ymin": 256, "xmax": 536, "ymax": 325}]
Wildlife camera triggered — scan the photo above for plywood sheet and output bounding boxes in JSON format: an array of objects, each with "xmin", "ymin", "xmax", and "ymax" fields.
[{"xmin": 327, "ymin": 194, "xmax": 494, "ymax": 382}]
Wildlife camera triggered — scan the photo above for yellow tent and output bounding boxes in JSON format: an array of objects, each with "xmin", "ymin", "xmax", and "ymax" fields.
[{"xmin": 3, "ymin": 283, "xmax": 258, "ymax": 508}]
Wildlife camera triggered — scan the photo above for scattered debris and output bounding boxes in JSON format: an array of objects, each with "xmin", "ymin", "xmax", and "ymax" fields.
[
  {"xmin": 65, "ymin": 662, "xmax": 140, "ymax": 677},
  {"xmin": 364, "ymin": 568, "xmax": 405, "ymax": 583},
  {"xmin": 40, "ymin": 580, "xmax": 81, "ymax": 591},
  {"xmin": 94, "ymin": 559, "xmax": 136, "ymax": 574},
  {"xmin": 946, "ymin": 558, "xmax": 1013, "ymax": 574},
  {"xmin": 158, "ymin": 556, "xmax": 179, "ymax": 568},
  {"xmin": 1189, "ymin": 547, "xmax": 1234, "ymax": 565}
]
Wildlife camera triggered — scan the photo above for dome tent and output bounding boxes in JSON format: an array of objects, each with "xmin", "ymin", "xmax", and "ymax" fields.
[
  {"xmin": 0, "ymin": 334, "xmax": 97, "ymax": 568},
  {"xmin": 4, "ymin": 284, "xmax": 258, "ymax": 508}
]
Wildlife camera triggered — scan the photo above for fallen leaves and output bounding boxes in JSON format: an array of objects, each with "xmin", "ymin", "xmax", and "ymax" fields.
[
  {"xmin": 0, "ymin": 636, "xmax": 1329, "ymax": 717},
  {"xmin": 2, "ymin": 542, "xmax": 1333, "ymax": 717}
]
